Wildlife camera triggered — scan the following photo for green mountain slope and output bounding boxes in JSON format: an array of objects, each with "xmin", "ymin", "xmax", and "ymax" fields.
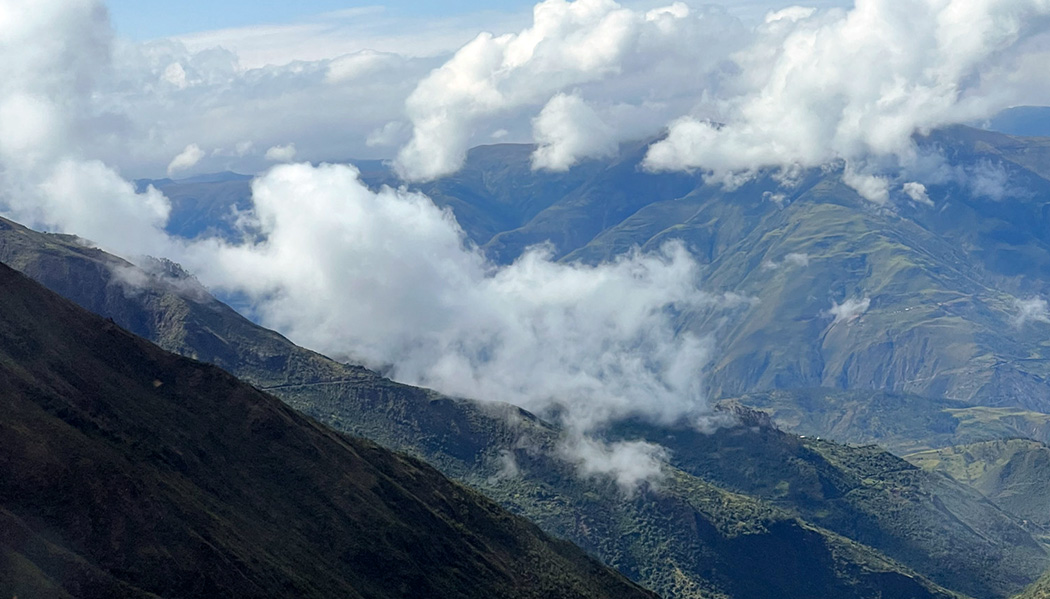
[
  {"xmin": 720, "ymin": 389, "xmax": 1050, "ymax": 454},
  {"xmin": 0, "ymin": 262, "xmax": 655, "ymax": 599},
  {"xmin": 1015, "ymin": 567, "xmax": 1050, "ymax": 599},
  {"xmin": 607, "ymin": 413, "xmax": 1047, "ymax": 599},
  {"xmin": 0, "ymin": 216, "xmax": 344, "ymax": 388},
  {"xmin": 0, "ymin": 219, "xmax": 988, "ymax": 598},
  {"xmin": 908, "ymin": 439, "xmax": 1050, "ymax": 531},
  {"xmin": 283, "ymin": 376, "xmax": 967, "ymax": 599}
]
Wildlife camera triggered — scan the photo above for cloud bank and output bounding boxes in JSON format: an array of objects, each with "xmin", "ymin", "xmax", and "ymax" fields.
[
  {"xmin": 643, "ymin": 0, "xmax": 1050, "ymax": 188},
  {"xmin": 391, "ymin": 0, "xmax": 1050, "ymax": 200},
  {"xmin": 189, "ymin": 163, "xmax": 713, "ymax": 435},
  {"xmin": 394, "ymin": 0, "xmax": 746, "ymax": 181}
]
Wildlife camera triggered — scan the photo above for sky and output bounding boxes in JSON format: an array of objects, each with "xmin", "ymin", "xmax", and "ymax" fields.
[
  {"xmin": 105, "ymin": 1, "xmax": 541, "ymax": 39},
  {"xmin": 4, "ymin": 0, "xmax": 1050, "ymax": 485},
  {"xmin": 104, "ymin": 0, "xmax": 809, "ymax": 39}
]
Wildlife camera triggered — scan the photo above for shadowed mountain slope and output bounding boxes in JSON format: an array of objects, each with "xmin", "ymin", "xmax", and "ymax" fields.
[
  {"xmin": 0, "ymin": 262, "xmax": 656, "ymax": 599},
  {"xmin": 908, "ymin": 439, "xmax": 1050, "ymax": 532}
]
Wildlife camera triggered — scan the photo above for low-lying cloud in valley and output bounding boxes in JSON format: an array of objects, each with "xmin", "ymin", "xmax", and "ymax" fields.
[
  {"xmin": 188, "ymin": 163, "xmax": 714, "ymax": 437},
  {"xmin": 4, "ymin": 0, "xmax": 1050, "ymax": 483}
]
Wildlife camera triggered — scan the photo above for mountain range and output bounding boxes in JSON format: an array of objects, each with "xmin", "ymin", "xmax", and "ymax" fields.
[
  {"xmin": 8, "ymin": 123, "xmax": 1050, "ymax": 598},
  {"xmin": 1, "ymin": 188, "xmax": 1047, "ymax": 596}
]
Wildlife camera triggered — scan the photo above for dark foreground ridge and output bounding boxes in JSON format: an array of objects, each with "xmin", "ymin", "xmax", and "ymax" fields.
[{"xmin": 0, "ymin": 261, "xmax": 656, "ymax": 599}]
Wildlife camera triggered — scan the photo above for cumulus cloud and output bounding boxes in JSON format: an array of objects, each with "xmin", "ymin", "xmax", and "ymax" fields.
[
  {"xmin": 0, "ymin": 0, "xmax": 174, "ymax": 258},
  {"xmin": 842, "ymin": 166, "xmax": 891, "ymax": 205},
  {"xmin": 828, "ymin": 297, "xmax": 871, "ymax": 324},
  {"xmin": 903, "ymin": 181, "xmax": 933, "ymax": 205},
  {"xmin": 167, "ymin": 143, "xmax": 204, "ymax": 176},
  {"xmin": 395, "ymin": 0, "xmax": 746, "ymax": 181},
  {"xmin": 1013, "ymin": 297, "xmax": 1050, "ymax": 327},
  {"xmin": 169, "ymin": 162, "xmax": 722, "ymax": 485},
  {"xmin": 188, "ymin": 163, "xmax": 713, "ymax": 431},
  {"xmin": 644, "ymin": 0, "xmax": 1050, "ymax": 190},
  {"xmin": 532, "ymin": 92, "xmax": 618, "ymax": 171},
  {"xmin": 264, "ymin": 143, "xmax": 297, "ymax": 162}
]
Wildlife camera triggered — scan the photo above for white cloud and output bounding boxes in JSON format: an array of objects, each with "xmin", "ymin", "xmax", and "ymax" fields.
[
  {"xmin": 903, "ymin": 181, "xmax": 933, "ymax": 205},
  {"xmin": 0, "ymin": 0, "xmax": 174, "ymax": 259},
  {"xmin": 161, "ymin": 62, "xmax": 188, "ymax": 89},
  {"xmin": 784, "ymin": 252, "xmax": 809, "ymax": 267},
  {"xmin": 842, "ymin": 165, "xmax": 891, "ymax": 206},
  {"xmin": 86, "ymin": 37, "xmax": 436, "ymax": 178},
  {"xmin": 531, "ymin": 92, "xmax": 618, "ymax": 170},
  {"xmin": 1013, "ymin": 297, "xmax": 1050, "ymax": 327},
  {"xmin": 174, "ymin": 8, "xmax": 530, "ymax": 69},
  {"xmin": 170, "ymin": 162, "xmax": 720, "ymax": 484},
  {"xmin": 189, "ymin": 163, "xmax": 712, "ymax": 427},
  {"xmin": 264, "ymin": 143, "xmax": 297, "ymax": 162},
  {"xmin": 167, "ymin": 143, "xmax": 204, "ymax": 176},
  {"xmin": 366, "ymin": 121, "xmax": 408, "ymax": 148},
  {"xmin": 395, "ymin": 0, "xmax": 746, "ymax": 181},
  {"xmin": 829, "ymin": 297, "xmax": 871, "ymax": 324},
  {"xmin": 644, "ymin": 0, "xmax": 1050, "ymax": 183},
  {"xmin": 561, "ymin": 435, "xmax": 669, "ymax": 492}
]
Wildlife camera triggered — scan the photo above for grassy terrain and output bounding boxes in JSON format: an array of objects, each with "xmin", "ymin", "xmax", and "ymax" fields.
[
  {"xmin": 907, "ymin": 439, "xmax": 1050, "ymax": 533},
  {"xmin": 608, "ymin": 412, "xmax": 1047, "ymax": 599}
]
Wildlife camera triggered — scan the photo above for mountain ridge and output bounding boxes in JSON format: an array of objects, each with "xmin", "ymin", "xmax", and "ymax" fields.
[{"xmin": 0, "ymin": 260, "xmax": 655, "ymax": 599}]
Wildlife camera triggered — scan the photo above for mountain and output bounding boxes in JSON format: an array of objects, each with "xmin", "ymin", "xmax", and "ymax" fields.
[
  {"xmin": 907, "ymin": 439, "xmax": 1050, "ymax": 533},
  {"xmin": 0, "ymin": 260, "xmax": 660, "ymax": 599},
  {"xmin": 135, "ymin": 173, "xmax": 254, "ymax": 241},
  {"xmin": 987, "ymin": 106, "xmax": 1050, "ymax": 138},
  {"xmin": 719, "ymin": 389, "xmax": 1050, "ymax": 454},
  {"xmin": 607, "ymin": 413, "xmax": 1047, "ymax": 599},
  {"xmin": 0, "ymin": 216, "xmax": 1036, "ymax": 599},
  {"xmin": 403, "ymin": 128, "xmax": 1050, "ymax": 412},
  {"xmin": 1016, "ymin": 568, "xmax": 1050, "ymax": 599},
  {"xmin": 143, "ymin": 127, "xmax": 1050, "ymax": 414}
]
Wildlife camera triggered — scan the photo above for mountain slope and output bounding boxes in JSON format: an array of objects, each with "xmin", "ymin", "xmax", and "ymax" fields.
[
  {"xmin": 908, "ymin": 439, "xmax": 1050, "ymax": 531},
  {"xmin": 607, "ymin": 413, "xmax": 1047, "ymax": 599},
  {"xmin": 134, "ymin": 127, "xmax": 1050, "ymax": 412},
  {"xmin": 283, "ymin": 377, "xmax": 965, "ymax": 599},
  {"xmin": 720, "ymin": 389, "xmax": 1050, "ymax": 454},
  {"xmin": 0, "ymin": 262, "xmax": 656, "ymax": 599},
  {"xmin": 0, "ymin": 219, "xmax": 985, "ymax": 598},
  {"xmin": 401, "ymin": 128, "xmax": 1050, "ymax": 410}
]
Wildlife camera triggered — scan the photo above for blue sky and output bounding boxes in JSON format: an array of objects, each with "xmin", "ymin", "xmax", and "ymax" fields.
[{"xmin": 105, "ymin": 1, "xmax": 539, "ymax": 39}]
